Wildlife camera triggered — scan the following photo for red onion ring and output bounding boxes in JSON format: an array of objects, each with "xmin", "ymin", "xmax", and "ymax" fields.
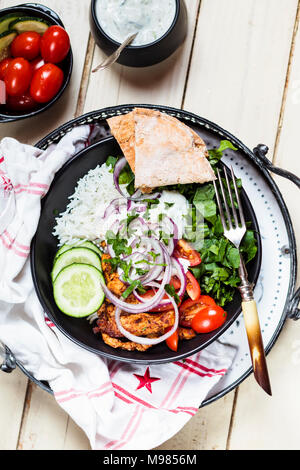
[
  {"xmin": 99, "ymin": 243, "xmax": 171, "ymax": 313},
  {"xmin": 113, "ymin": 157, "xmax": 161, "ymax": 201},
  {"xmin": 134, "ymin": 257, "xmax": 187, "ymax": 309},
  {"xmin": 102, "ymin": 198, "xmax": 126, "ymax": 220}
]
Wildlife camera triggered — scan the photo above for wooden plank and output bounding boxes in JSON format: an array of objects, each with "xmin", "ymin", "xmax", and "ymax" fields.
[
  {"xmin": 181, "ymin": 0, "xmax": 299, "ymax": 450},
  {"xmin": 228, "ymin": 320, "xmax": 300, "ymax": 449},
  {"xmin": 17, "ymin": 383, "xmax": 91, "ymax": 450},
  {"xmin": 0, "ymin": 368, "xmax": 28, "ymax": 450},
  {"xmin": 184, "ymin": 0, "xmax": 298, "ymax": 158},
  {"xmin": 0, "ymin": 0, "xmax": 92, "ymax": 450},
  {"xmin": 84, "ymin": 0, "xmax": 201, "ymax": 112},
  {"xmin": 272, "ymin": 0, "xmax": 300, "ymax": 264},
  {"xmin": 228, "ymin": 4, "xmax": 300, "ymax": 450},
  {"xmin": 63, "ymin": 417, "xmax": 91, "ymax": 450},
  {"xmin": 0, "ymin": 0, "xmax": 91, "ymax": 145}
]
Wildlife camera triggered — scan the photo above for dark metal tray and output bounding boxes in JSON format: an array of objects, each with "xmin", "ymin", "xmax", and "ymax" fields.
[{"xmin": 1, "ymin": 104, "xmax": 299, "ymax": 407}]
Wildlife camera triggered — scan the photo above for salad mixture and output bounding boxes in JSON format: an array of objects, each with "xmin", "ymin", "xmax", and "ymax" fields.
[
  {"xmin": 51, "ymin": 125, "xmax": 257, "ymax": 353},
  {"xmin": 0, "ymin": 12, "xmax": 70, "ymax": 111}
]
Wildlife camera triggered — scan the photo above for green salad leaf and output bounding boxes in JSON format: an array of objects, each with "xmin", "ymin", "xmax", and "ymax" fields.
[{"xmin": 184, "ymin": 139, "xmax": 257, "ymax": 306}]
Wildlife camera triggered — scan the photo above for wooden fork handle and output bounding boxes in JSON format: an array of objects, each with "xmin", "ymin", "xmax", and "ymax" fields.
[{"xmin": 241, "ymin": 300, "xmax": 272, "ymax": 396}]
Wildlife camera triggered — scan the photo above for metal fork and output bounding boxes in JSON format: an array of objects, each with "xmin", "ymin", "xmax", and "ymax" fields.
[{"xmin": 214, "ymin": 166, "xmax": 272, "ymax": 396}]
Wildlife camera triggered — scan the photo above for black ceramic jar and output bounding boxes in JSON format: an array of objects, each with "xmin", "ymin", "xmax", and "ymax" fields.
[{"xmin": 89, "ymin": 0, "xmax": 187, "ymax": 68}]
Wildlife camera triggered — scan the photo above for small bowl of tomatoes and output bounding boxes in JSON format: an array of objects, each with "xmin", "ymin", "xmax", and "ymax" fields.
[{"xmin": 0, "ymin": 3, "xmax": 73, "ymax": 122}]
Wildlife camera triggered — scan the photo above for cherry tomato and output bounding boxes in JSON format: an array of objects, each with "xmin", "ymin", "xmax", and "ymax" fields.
[
  {"xmin": 166, "ymin": 329, "xmax": 179, "ymax": 352},
  {"xmin": 0, "ymin": 58, "xmax": 13, "ymax": 80},
  {"xmin": 11, "ymin": 32, "xmax": 41, "ymax": 61},
  {"xmin": 186, "ymin": 271, "xmax": 201, "ymax": 301},
  {"xmin": 169, "ymin": 275, "xmax": 181, "ymax": 291},
  {"xmin": 173, "ymin": 239, "xmax": 202, "ymax": 267},
  {"xmin": 6, "ymin": 92, "xmax": 37, "ymax": 112},
  {"xmin": 4, "ymin": 58, "xmax": 32, "ymax": 97},
  {"xmin": 31, "ymin": 57, "xmax": 45, "ymax": 73},
  {"xmin": 40, "ymin": 25, "xmax": 70, "ymax": 63},
  {"xmin": 191, "ymin": 305, "xmax": 227, "ymax": 333},
  {"xmin": 30, "ymin": 63, "xmax": 64, "ymax": 103},
  {"xmin": 179, "ymin": 296, "xmax": 216, "ymax": 327},
  {"xmin": 140, "ymin": 288, "xmax": 182, "ymax": 312}
]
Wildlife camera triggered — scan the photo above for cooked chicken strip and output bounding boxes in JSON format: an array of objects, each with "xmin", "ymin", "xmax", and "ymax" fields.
[
  {"xmin": 95, "ymin": 300, "xmax": 175, "ymax": 338},
  {"xmin": 101, "ymin": 253, "xmax": 127, "ymax": 296},
  {"xmin": 101, "ymin": 333, "xmax": 153, "ymax": 352},
  {"xmin": 178, "ymin": 327, "xmax": 197, "ymax": 341}
]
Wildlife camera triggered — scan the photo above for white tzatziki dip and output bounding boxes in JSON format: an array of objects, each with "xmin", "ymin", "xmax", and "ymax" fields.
[{"xmin": 95, "ymin": 0, "xmax": 177, "ymax": 46}]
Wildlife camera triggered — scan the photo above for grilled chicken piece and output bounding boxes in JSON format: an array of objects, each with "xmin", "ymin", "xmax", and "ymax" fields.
[
  {"xmin": 98, "ymin": 253, "xmax": 195, "ymax": 351},
  {"xmin": 101, "ymin": 333, "xmax": 153, "ymax": 352},
  {"xmin": 95, "ymin": 300, "xmax": 175, "ymax": 338},
  {"xmin": 180, "ymin": 302, "xmax": 205, "ymax": 328},
  {"xmin": 178, "ymin": 327, "xmax": 197, "ymax": 341},
  {"xmin": 101, "ymin": 253, "xmax": 127, "ymax": 296},
  {"xmin": 96, "ymin": 301, "xmax": 122, "ymax": 338},
  {"xmin": 121, "ymin": 310, "xmax": 175, "ymax": 337}
]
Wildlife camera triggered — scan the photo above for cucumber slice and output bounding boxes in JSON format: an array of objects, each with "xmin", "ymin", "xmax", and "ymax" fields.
[
  {"xmin": 0, "ymin": 13, "xmax": 23, "ymax": 34},
  {"xmin": 9, "ymin": 17, "xmax": 49, "ymax": 34},
  {"xmin": 0, "ymin": 30, "xmax": 17, "ymax": 56},
  {"xmin": 77, "ymin": 241, "xmax": 102, "ymax": 256},
  {"xmin": 52, "ymin": 247, "xmax": 102, "ymax": 281},
  {"xmin": 54, "ymin": 241, "xmax": 102, "ymax": 261},
  {"xmin": 53, "ymin": 264, "xmax": 105, "ymax": 317}
]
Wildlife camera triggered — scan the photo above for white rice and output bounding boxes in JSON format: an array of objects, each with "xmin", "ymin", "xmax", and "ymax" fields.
[
  {"xmin": 52, "ymin": 163, "xmax": 123, "ymax": 246},
  {"xmin": 53, "ymin": 161, "xmax": 190, "ymax": 247}
]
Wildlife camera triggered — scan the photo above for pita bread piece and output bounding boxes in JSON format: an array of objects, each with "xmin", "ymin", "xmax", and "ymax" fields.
[
  {"xmin": 107, "ymin": 112, "xmax": 136, "ymax": 172},
  {"xmin": 133, "ymin": 108, "xmax": 216, "ymax": 190}
]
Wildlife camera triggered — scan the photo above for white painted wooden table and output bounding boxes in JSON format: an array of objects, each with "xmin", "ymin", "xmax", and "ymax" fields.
[{"xmin": 1, "ymin": 0, "xmax": 300, "ymax": 450}]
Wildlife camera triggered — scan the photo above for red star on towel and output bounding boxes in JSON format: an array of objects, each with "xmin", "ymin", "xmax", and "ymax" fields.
[{"xmin": 134, "ymin": 367, "xmax": 160, "ymax": 393}]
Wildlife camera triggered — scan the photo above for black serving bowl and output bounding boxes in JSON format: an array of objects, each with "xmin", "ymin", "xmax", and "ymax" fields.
[
  {"xmin": 31, "ymin": 131, "xmax": 262, "ymax": 365},
  {"xmin": 89, "ymin": 0, "xmax": 187, "ymax": 67},
  {"xmin": 0, "ymin": 3, "xmax": 73, "ymax": 123}
]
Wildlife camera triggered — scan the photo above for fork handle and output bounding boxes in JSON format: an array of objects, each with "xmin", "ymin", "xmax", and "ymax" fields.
[
  {"xmin": 238, "ymin": 256, "xmax": 272, "ymax": 395},
  {"xmin": 241, "ymin": 300, "xmax": 272, "ymax": 395}
]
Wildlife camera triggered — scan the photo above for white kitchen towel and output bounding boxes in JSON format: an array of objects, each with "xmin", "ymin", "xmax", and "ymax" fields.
[{"xmin": 0, "ymin": 126, "xmax": 236, "ymax": 450}]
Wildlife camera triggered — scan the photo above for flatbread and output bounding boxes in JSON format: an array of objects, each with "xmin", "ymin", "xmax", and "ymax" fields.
[
  {"xmin": 133, "ymin": 108, "xmax": 216, "ymax": 190},
  {"xmin": 107, "ymin": 108, "xmax": 216, "ymax": 190},
  {"xmin": 107, "ymin": 113, "xmax": 136, "ymax": 172}
]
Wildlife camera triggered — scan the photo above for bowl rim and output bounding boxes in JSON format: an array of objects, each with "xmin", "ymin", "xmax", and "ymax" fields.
[
  {"xmin": 30, "ymin": 133, "xmax": 262, "ymax": 365},
  {"xmin": 0, "ymin": 3, "xmax": 73, "ymax": 122},
  {"xmin": 90, "ymin": 0, "xmax": 181, "ymax": 50}
]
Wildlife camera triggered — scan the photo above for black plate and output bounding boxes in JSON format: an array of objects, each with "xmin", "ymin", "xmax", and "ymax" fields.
[{"xmin": 31, "ymin": 134, "xmax": 261, "ymax": 364}]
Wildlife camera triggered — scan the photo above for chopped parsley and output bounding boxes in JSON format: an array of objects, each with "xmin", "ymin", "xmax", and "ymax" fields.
[
  {"xmin": 122, "ymin": 280, "xmax": 146, "ymax": 299},
  {"xmin": 135, "ymin": 259, "xmax": 167, "ymax": 267},
  {"xmin": 135, "ymin": 268, "xmax": 149, "ymax": 276},
  {"xmin": 106, "ymin": 156, "xmax": 118, "ymax": 172},
  {"xmin": 165, "ymin": 284, "xmax": 181, "ymax": 305},
  {"xmin": 105, "ymin": 231, "xmax": 132, "ymax": 257},
  {"xmin": 149, "ymin": 251, "xmax": 159, "ymax": 261}
]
